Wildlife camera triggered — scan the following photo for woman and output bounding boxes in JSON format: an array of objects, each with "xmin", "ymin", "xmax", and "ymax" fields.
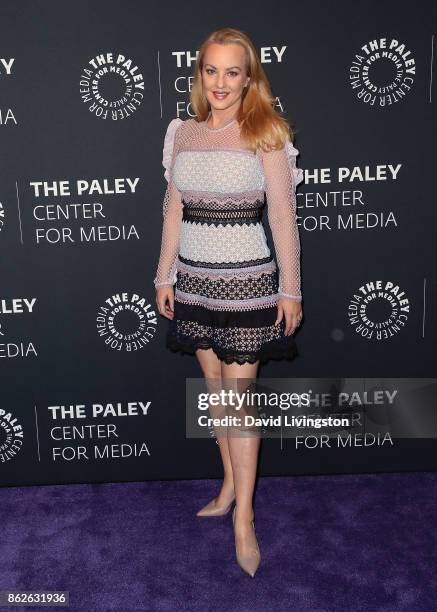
[{"xmin": 154, "ymin": 27, "xmax": 303, "ymax": 577}]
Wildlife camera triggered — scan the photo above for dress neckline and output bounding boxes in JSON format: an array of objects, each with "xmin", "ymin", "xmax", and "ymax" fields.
[{"xmin": 203, "ymin": 110, "xmax": 237, "ymax": 132}]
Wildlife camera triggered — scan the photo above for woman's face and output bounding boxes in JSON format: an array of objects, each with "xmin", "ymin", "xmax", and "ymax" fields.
[{"xmin": 201, "ymin": 42, "xmax": 249, "ymax": 114}]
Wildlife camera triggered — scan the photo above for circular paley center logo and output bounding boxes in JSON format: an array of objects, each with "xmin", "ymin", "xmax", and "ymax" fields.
[
  {"xmin": 347, "ymin": 280, "xmax": 410, "ymax": 340},
  {"xmin": 96, "ymin": 292, "xmax": 158, "ymax": 351},
  {"xmin": 0, "ymin": 408, "xmax": 24, "ymax": 463},
  {"xmin": 79, "ymin": 52, "xmax": 145, "ymax": 120},
  {"xmin": 349, "ymin": 37, "xmax": 416, "ymax": 107}
]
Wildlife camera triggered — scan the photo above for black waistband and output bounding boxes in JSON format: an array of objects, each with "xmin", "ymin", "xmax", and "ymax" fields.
[
  {"xmin": 178, "ymin": 254, "xmax": 274, "ymax": 268},
  {"xmin": 182, "ymin": 206, "xmax": 264, "ymax": 225}
]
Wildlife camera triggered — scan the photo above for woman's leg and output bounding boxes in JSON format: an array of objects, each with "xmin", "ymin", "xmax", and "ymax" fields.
[
  {"xmin": 220, "ymin": 360, "xmax": 260, "ymax": 525},
  {"xmin": 221, "ymin": 359, "xmax": 261, "ymax": 575},
  {"xmin": 195, "ymin": 348, "xmax": 235, "ymax": 507}
]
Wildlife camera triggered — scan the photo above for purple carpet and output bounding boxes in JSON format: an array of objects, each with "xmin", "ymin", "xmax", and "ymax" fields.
[{"xmin": 1, "ymin": 473, "xmax": 436, "ymax": 611}]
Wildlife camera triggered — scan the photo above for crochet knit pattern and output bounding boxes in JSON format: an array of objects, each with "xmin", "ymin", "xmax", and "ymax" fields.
[{"xmin": 154, "ymin": 112, "xmax": 304, "ymax": 365}]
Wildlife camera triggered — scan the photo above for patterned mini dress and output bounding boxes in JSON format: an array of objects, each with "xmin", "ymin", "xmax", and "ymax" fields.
[{"xmin": 153, "ymin": 112, "xmax": 304, "ymax": 365}]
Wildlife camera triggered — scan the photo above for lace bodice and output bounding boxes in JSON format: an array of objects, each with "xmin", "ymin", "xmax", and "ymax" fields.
[{"xmin": 153, "ymin": 114, "xmax": 303, "ymax": 301}]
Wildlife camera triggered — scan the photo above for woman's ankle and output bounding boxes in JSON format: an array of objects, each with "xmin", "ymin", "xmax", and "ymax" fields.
[
  {"xmin": 217, "ymin": 480, "xmax": 235, "ymax": 503},
  {"xmin": 234, "ymin": 505, "xmax": 254, "ymax": 524}
]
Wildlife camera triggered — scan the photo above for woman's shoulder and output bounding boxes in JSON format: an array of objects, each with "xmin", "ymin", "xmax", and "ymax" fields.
[
  {"xmin": 162, "ymin": 118, "xmax": 184, "ymax": 181},
  {"xmin": 164, "ymin": 115, "xmax": 200, "ymax": 131},
  {"xmin": 164, "ymin": 116, "xmax": 184, "ymax": 140},
  {"xmin": 162, "ymin": 116, "xmax": 203, "ymax": 179},
  {"xmin": 257, "ymin": 138, "xmax": 304, "ymax": 188},
  {"xmin": 163, "ymin": 116, "xmax": 202, "ymax": 146}
]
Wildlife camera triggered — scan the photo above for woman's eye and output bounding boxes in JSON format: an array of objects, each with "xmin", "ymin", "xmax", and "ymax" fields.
[{"xmin": 205, "ymin": 69, "xmax": 239, "ymax": 77}]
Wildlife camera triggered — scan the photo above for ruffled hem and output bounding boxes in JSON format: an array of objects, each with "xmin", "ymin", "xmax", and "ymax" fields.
[{"xmin": 166, "ymin": 333, "xmax": 298, "ymax": 365}]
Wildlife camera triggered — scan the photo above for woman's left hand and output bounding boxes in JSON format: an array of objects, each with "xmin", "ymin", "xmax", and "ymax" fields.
[{"xmin": 275, "ymin": 299, "xmax": 303, "ymax": 335}]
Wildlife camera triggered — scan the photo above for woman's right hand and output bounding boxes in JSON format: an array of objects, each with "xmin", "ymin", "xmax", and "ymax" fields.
[{"xmin": 155, "ymin": 286, "xmax": 175, "ymax": 320}]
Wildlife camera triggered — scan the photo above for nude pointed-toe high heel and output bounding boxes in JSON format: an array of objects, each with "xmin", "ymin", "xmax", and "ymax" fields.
[
  {"xmin": 232, "ymin": 506, "xmax": 261, "ymax": 577},
  {"xmin": 196, "ymin": 497, "xmax": 234, "ymax": 517}
]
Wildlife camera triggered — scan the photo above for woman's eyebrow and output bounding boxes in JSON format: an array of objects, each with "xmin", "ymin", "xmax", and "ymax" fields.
[{"xmin": 204, "ymin": 63, "xmax": 241, "ymax": 70}]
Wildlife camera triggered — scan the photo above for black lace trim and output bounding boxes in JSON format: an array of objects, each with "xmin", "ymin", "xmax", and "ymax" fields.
[
  {"xmin": 166, "ymin": 333, "xmax": 298, "ymax": 365},
  {"xmin": 177, "ymin": 254, "xmax": 274, "ymax": 269},
  {"xmin": 182, "ymin": 197, "xmax": 265, "ymax": 208},
  {"xmin": 182, "ymin": 206, "xmax": 263, "ymax": 226}
]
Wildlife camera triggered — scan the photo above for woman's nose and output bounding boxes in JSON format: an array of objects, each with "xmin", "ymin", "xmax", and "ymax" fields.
[{"xmin": 215, "ymin": 74, "xmax": 225, "ymax": 87}]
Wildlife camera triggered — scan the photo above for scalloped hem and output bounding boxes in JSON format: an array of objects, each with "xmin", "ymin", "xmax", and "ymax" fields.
[{"xmin": 166, "ymin": 334, "xmax": 298, "ymax": 365}]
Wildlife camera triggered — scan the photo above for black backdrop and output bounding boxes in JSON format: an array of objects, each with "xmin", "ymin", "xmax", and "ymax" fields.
[{"xmin": 1, "ymin": 0, "xmax": 436, "ymax": 487}]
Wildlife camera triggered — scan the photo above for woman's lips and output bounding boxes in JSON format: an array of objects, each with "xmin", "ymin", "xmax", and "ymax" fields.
[{"xmin": 213, "ymin": 92, "xmax": 229, "ymax": 99}]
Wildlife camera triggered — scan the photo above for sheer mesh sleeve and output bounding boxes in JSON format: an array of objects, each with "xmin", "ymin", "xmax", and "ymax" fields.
[
  {"xmin": 153, "ymin": 118, "xmax": 184, "ymax": 289},
  {"xmin": 260, "ymin": 139, "xmax": 303, "ymax": 301}
]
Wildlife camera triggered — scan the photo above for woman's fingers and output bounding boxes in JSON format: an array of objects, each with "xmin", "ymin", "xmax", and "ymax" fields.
[
  {"xmin": 164, "ymin": 297, "xmax": 174, "ymax": 319},
  {"xmin": 284, "ymin": 309, "xmax": 294, "ymax": 336},
  {"xmin": 275, "ymin": 304, "xmax": 284, "ymax": 326},
  {"xmin": 168, "ymin": 292, "xmax": 174, "ymax": 314},
  {"xmin": 156, "ymin": 288, "xmax": 175, "ymax": 320},
  {"xmin": 277, "ymin": 299, "xmax": 303, "ymax": 335}
]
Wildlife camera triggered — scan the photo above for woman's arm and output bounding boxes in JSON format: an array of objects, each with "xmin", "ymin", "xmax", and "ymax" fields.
[
  {"xmin": 260, "ymin": 141, "xmax": 302, "ymax": 302},
  {"xmin": 153, "ymin": 118, "xmax": 184, "ymax": 289}
]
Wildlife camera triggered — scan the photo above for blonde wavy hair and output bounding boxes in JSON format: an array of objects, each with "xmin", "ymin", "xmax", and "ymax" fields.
[{"xmin": 190, "ymin": 27, "xmax": 296, "ymax": 153}]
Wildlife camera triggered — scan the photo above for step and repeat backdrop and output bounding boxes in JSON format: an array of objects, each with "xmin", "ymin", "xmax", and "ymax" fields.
[{"xmin": 1, "ymin": 0, "xmax": 436, "ymax": 486}]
